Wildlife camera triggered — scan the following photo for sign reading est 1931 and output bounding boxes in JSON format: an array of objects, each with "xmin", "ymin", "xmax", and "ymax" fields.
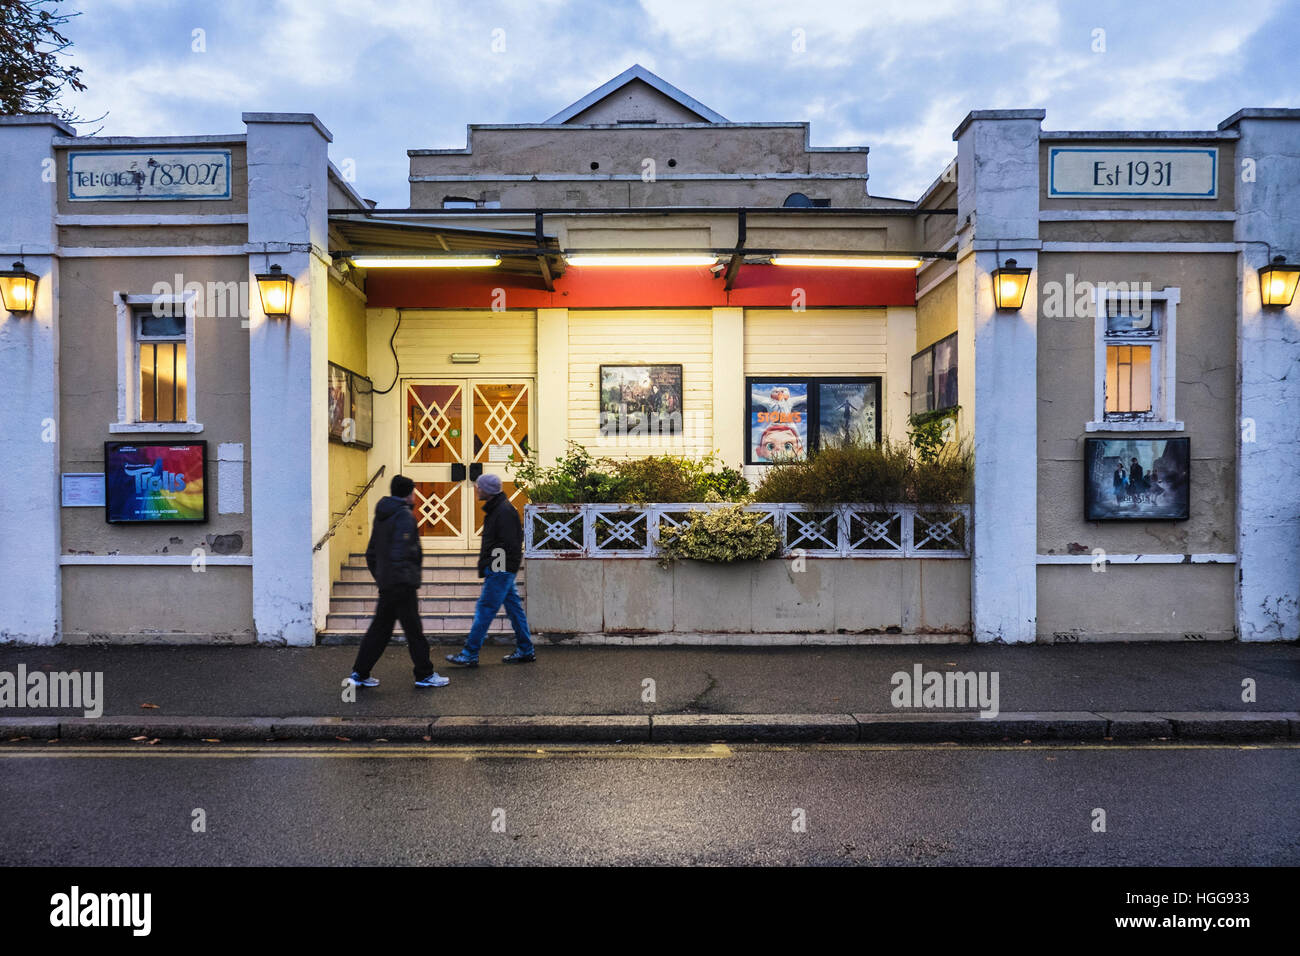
[
  {"xmin": 1048, "ymin": 147, "xmax": 1217, "ymax": 199},
  {"xmin": 68, "ymin": 149, "xmax": 232, "ymax": 201}
]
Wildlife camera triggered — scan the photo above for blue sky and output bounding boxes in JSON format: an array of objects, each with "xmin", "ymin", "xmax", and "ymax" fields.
[{"xmin": 57, "ymin": 0, "xmax": 1300, "ymax": 206}]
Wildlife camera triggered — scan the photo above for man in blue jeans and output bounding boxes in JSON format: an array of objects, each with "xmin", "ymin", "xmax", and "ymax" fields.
[{"xmin": 445, "ymin": 473, "xmax": 534, "ymax": 666}]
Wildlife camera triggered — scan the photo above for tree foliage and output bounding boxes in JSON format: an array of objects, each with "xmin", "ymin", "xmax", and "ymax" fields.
[{"xmin": 0, "ymin": 1, "xmax": 88, "ymax": 119}]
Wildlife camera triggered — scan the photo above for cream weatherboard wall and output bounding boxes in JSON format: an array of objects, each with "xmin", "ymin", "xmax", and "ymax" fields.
[{"xmin": 567, "ymin": 309, "xmax": 714, "ymax": 460}]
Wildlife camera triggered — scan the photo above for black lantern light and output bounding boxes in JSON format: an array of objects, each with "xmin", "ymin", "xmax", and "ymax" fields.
[
  {"xmin": 0, "ymin": 261, "xmax": 39, "ymax": 315},
  {"xmin": 990, "ymin": 258, "xmax": 1032, "ymax": 311},
  {"xmin": 255, "ymin": 264, "xmax": 294, "ymax": 318},
  {"xmin": 1259, "ymin": 255, "xmax": 1300, "ymax": 309}
]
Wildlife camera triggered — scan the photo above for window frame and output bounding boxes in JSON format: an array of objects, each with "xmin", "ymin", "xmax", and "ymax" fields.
[
  {"xmin": 110, "ymin": 290, "xmax": 203, "ymax": 433},
  {"xmin": 1087, "ymin": 285, "xmax": 1182, "ymax": 432},
  {"xmin": 744, "ymin": 375, "xmax": 882, "ymax": 465},
  {"xmin": 910, "ymin": 332, "xmax": 959, "ymax": 416}
]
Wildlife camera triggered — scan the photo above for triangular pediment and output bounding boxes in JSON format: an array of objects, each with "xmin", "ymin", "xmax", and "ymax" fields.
[{"xmin": 545, "ymin": 65, "xmax": 727, "ymax": 125}]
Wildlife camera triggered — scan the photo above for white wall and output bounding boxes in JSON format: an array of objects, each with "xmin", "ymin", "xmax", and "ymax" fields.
[
  {"xmin": 1229, "ymin": 110, "xmax": 1300, "ymax": 640},
  {"xmin": 0, "ymin": 116, "xmax": 72, "ymax": 643},
  {"xmin": 954, "ymin": 110, "xmax": 1044, "ymax": 643},
  {"xmin": 244, "ymin": 113, "xmax": 332, "ymax": 644}
]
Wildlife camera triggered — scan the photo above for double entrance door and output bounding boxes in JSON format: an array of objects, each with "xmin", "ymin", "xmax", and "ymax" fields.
[{"xmin": 403, "ymin": 378, "xmax": 531, "ymax": 551}]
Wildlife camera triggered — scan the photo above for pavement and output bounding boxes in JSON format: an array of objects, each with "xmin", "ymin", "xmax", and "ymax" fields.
[{"xmin": 0, "ymin": 642, "xmax": 1296, "ymax": 743}]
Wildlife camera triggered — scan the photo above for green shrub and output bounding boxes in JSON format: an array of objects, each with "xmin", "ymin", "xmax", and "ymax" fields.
[
  {"xmin": 909, "ymin": 440, "xmax": 973, "ymax": 506},
  {"xmin": 657, "ymin": 504, "xmax": 781, "ymax": 567},
  {"xmin": 509, "ymin": 441, "xmax": 618, "ymax": 504},
  {"xmin": 752, "ymin": 439, "xmax": 971, "ymax": 506},
  {"xmin": 907, "ymin": 407, "xmax": 960, "ymax": 465},
  {"xmin": 511, "ymin": 443, "xmax": 750, "ymax": 504}
]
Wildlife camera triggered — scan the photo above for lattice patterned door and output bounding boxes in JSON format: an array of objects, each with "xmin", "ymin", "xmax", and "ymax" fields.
[
  {"xmin": 470, "ymin": 382, "xmax": 531, "ymax": 539},
  {"xmin": 404, "ymin": 381, "xmax": 469, "ymax": 549},
  {"xmin": 403, "ymin": 379, "xmax": 532, "ymax": 550}
]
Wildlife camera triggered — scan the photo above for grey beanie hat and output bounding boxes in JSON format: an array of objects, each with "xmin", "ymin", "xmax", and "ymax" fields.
[{"xmin": 476, "ymin": 473, "xmax": 503, "ymax": 495}]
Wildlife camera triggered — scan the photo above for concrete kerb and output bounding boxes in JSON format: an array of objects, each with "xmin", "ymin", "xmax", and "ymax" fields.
[
  {"xmin": 652, "ymin": 714, "xmax": 858, "ymax": 742},
  {"xmin": 0, "ymin": 712, "xmax": 1296, "ymax": 743}
]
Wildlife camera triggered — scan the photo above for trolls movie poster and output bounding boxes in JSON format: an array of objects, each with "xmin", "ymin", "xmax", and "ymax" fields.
[{"xmin": 105, "ymin": 442, "xmax": 208, "ymax": 523}]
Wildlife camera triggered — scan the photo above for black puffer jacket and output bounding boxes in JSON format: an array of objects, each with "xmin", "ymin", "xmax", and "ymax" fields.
[
  {"xmin": 366, "ymin": 496, "xmax": 423, "ymax": 590},
  {"xmin": 477, "ymin": 492, "xmax": 523, "ymax": 578}
]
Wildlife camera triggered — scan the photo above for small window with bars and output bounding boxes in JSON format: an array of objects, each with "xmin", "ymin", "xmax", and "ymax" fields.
[{"xmin": 135, "ymin": 306, "xmax": 187, "ymax": 423}]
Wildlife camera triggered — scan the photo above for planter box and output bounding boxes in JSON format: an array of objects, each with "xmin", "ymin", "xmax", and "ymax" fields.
[{"xmin": 525, "ymin": 557, "xmax": 971, "ymax": 637}]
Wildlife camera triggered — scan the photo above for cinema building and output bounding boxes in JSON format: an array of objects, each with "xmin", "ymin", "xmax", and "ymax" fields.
[{"xmin": 2, "ymin": 67, "xmax": 1297, "ymax": 646}]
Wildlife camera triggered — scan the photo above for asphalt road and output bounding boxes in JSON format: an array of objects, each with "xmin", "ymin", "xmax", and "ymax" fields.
[{"xmin": 1, "ymin": 741, "xmax": 1296, "ymax": 865}]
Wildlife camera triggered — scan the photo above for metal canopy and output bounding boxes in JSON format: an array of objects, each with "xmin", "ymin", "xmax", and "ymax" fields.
[{"xmin": 329, "ymin": 216, "xmax": 564, "ymax": 282}]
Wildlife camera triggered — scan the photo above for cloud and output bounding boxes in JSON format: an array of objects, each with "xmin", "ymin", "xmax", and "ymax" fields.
[{"xmin": 50, "ymin": 0, "xmax": 1298, "ymax": 206}]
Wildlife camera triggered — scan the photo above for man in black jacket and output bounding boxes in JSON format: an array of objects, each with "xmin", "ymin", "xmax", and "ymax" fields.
[
  {"xmin": 445, "ymin": 473, "xmax": 534, "ymax": 667},
  {"xmin": 347, "ymin": 474, "xmax": 449, "ymax": 688}
]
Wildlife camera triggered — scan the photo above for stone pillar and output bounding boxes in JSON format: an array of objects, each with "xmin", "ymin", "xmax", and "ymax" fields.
[
  {"xmin": 953, "ymin": 110, "xmax": 1044, "ymax": 643},
  {"xmin": 1223, "ymin": 109, "xmax": 1300, "ymax": 641},
  {"xmin": 0, "ymin": 115, "xmax": 73, "ymax": 644},
  {"xmin": 536, "ymin": 308, "xmax": 569, "ymax": 467},
  {"xmin": 711, "ymin": 307, "xmax": 744, "ymax": 469},
  {"xmin": 244, "ymin": 113, "xmax": 332, "ymax": 644}
]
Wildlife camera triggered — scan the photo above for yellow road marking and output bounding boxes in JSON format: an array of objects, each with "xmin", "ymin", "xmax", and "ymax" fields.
[{"xmin": 0, "ymin": 743, "xmax": 735, "ymax": 760}]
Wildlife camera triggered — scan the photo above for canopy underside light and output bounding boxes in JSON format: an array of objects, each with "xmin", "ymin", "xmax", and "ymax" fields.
[
  {"xmin": 769, "ymin": 256, "xmax": 923, "ymax": 269},
  {"xmin": 565, "ymin": 254, "xmax": 719, "ymax": 267},
  {"xmin": 348, "ymin": 256, "xmax": 501, "ymax": 268}
]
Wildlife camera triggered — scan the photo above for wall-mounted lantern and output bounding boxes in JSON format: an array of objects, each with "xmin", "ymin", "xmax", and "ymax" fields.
[
  {"xmin": 0, "ymin": 261, "xmax": 39, "ymax": 315},
  {"xmin": 991, "ymin": 258, "xmax": 1032, "ymax": 311},
  {"xmin": 1259, "ymin": 256, "xmax": 1299, "ymax": 309},
  {"xmin": 255, "ymin": 264, "xmax": 295, "ymax": 318}
]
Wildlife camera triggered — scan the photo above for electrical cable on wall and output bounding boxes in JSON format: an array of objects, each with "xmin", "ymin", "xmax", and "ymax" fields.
[{"xmin": 353, "ymin": 309, "xmax": 402, "ymax": 396}]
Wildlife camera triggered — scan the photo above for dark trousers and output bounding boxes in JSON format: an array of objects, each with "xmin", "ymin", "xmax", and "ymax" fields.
[{"xmin": 352, "ymin": 587, "xmax": 433, "ymax": 680}]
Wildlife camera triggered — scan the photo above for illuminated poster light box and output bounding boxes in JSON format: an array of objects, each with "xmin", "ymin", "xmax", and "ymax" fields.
[{"xmin": 104, "ymin": 441, "xmax": 209, "ymax": 524}]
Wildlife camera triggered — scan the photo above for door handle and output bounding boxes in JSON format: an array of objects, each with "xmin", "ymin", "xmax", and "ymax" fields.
[
  {"xmin": 469, "ymin": 463, "xmax": 484, "ymax": 481},
  {"xmin": 450, "ymin": 463, "xmax": 466, "ymax": 482}
]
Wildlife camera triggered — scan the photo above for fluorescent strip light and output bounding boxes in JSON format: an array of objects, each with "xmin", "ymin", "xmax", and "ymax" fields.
[
  {"xmin": 349, "ymin": 256, "xmax": 501, "ymax": 268},
  {"xmin": 566, "ymin": 254, "xmax": 719, "ymax": 267},
  {"xmin": 770, "ymin": 256, "xmax": 923, "ymax": 269}
]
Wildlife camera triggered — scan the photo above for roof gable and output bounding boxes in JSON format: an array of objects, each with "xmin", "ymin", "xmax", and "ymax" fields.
[{"xmin": 544, "ymin": 64, "xmax": 728, "ymax": 125}]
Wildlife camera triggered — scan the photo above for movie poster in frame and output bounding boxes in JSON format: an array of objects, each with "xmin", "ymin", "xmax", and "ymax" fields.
[
  {"xmin": 327, "ymin": 363, "xmax": 374, "ymax": 449},
  {"xmin": 1084, "ymin": 437, "xmax": 1189, "ymax": 521},
  {"xmin": 104, "ymin": 441, "xmax": 208, "ymax": 523},
  {"xmin": 599, "ymin": 364, "xmax": 683, "ymax": 437}
]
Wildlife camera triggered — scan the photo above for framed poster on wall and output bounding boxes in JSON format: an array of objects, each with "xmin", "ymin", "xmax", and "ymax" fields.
[
  {"xmin": 1084, "ymin": 437, "xmax": 1189, "ymax": 521},
  {"xmin": 746, "ymin": 377, "xmax": 881, "ymax": 463},
  {"xmin": 104, "ymin": 441, "xmax": 208, "ymax": 523},
  {"xmin": 599, "ymin": 364, "xmax": 683, "ymax": 437},
  {"xmin": 328, "ymin": 362, "xmax": 374, "ymax": 449}
]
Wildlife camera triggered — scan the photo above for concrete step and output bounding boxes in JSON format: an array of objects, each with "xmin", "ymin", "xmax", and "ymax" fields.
[
  {"xmin": 323, "ymin": 613, "xmax": 514, "ymax": 633},
  {"xmin": 346, "ymin": 552, "xmax": 481, "ymax": 567},
  {"xmin": 330, "ymin": 580, "xmax": 525, "ymax": 599},
  {"xmin": 338, "ymin": 567, "xmax": 488, "ymax": 584},
  {"xmin": 318, "ymin": 629, "xmax": 522, "ymax": 646},
  {"xmin": 329, "ymin": 596, "xmax": 520, "ymax": 615}
]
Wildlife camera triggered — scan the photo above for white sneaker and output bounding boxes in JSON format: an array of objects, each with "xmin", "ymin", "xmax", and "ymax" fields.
[
  {"xmin": 415, "ymin": 672, "xmax": 450, "ymax": 688},
  {"xmin": 347, "ymin": 673, "xmax": 379, "ymax": 687}
]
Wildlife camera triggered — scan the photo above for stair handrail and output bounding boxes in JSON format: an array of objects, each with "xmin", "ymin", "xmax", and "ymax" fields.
[{"xmin": 314, "ymin": 465, "xmax": 386, "ymax": 553}]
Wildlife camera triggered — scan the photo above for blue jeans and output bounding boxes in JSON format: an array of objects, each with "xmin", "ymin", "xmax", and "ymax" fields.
[{"xmin": 463, "ymin": 570, "xmax": 532, "ymax": 657}]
